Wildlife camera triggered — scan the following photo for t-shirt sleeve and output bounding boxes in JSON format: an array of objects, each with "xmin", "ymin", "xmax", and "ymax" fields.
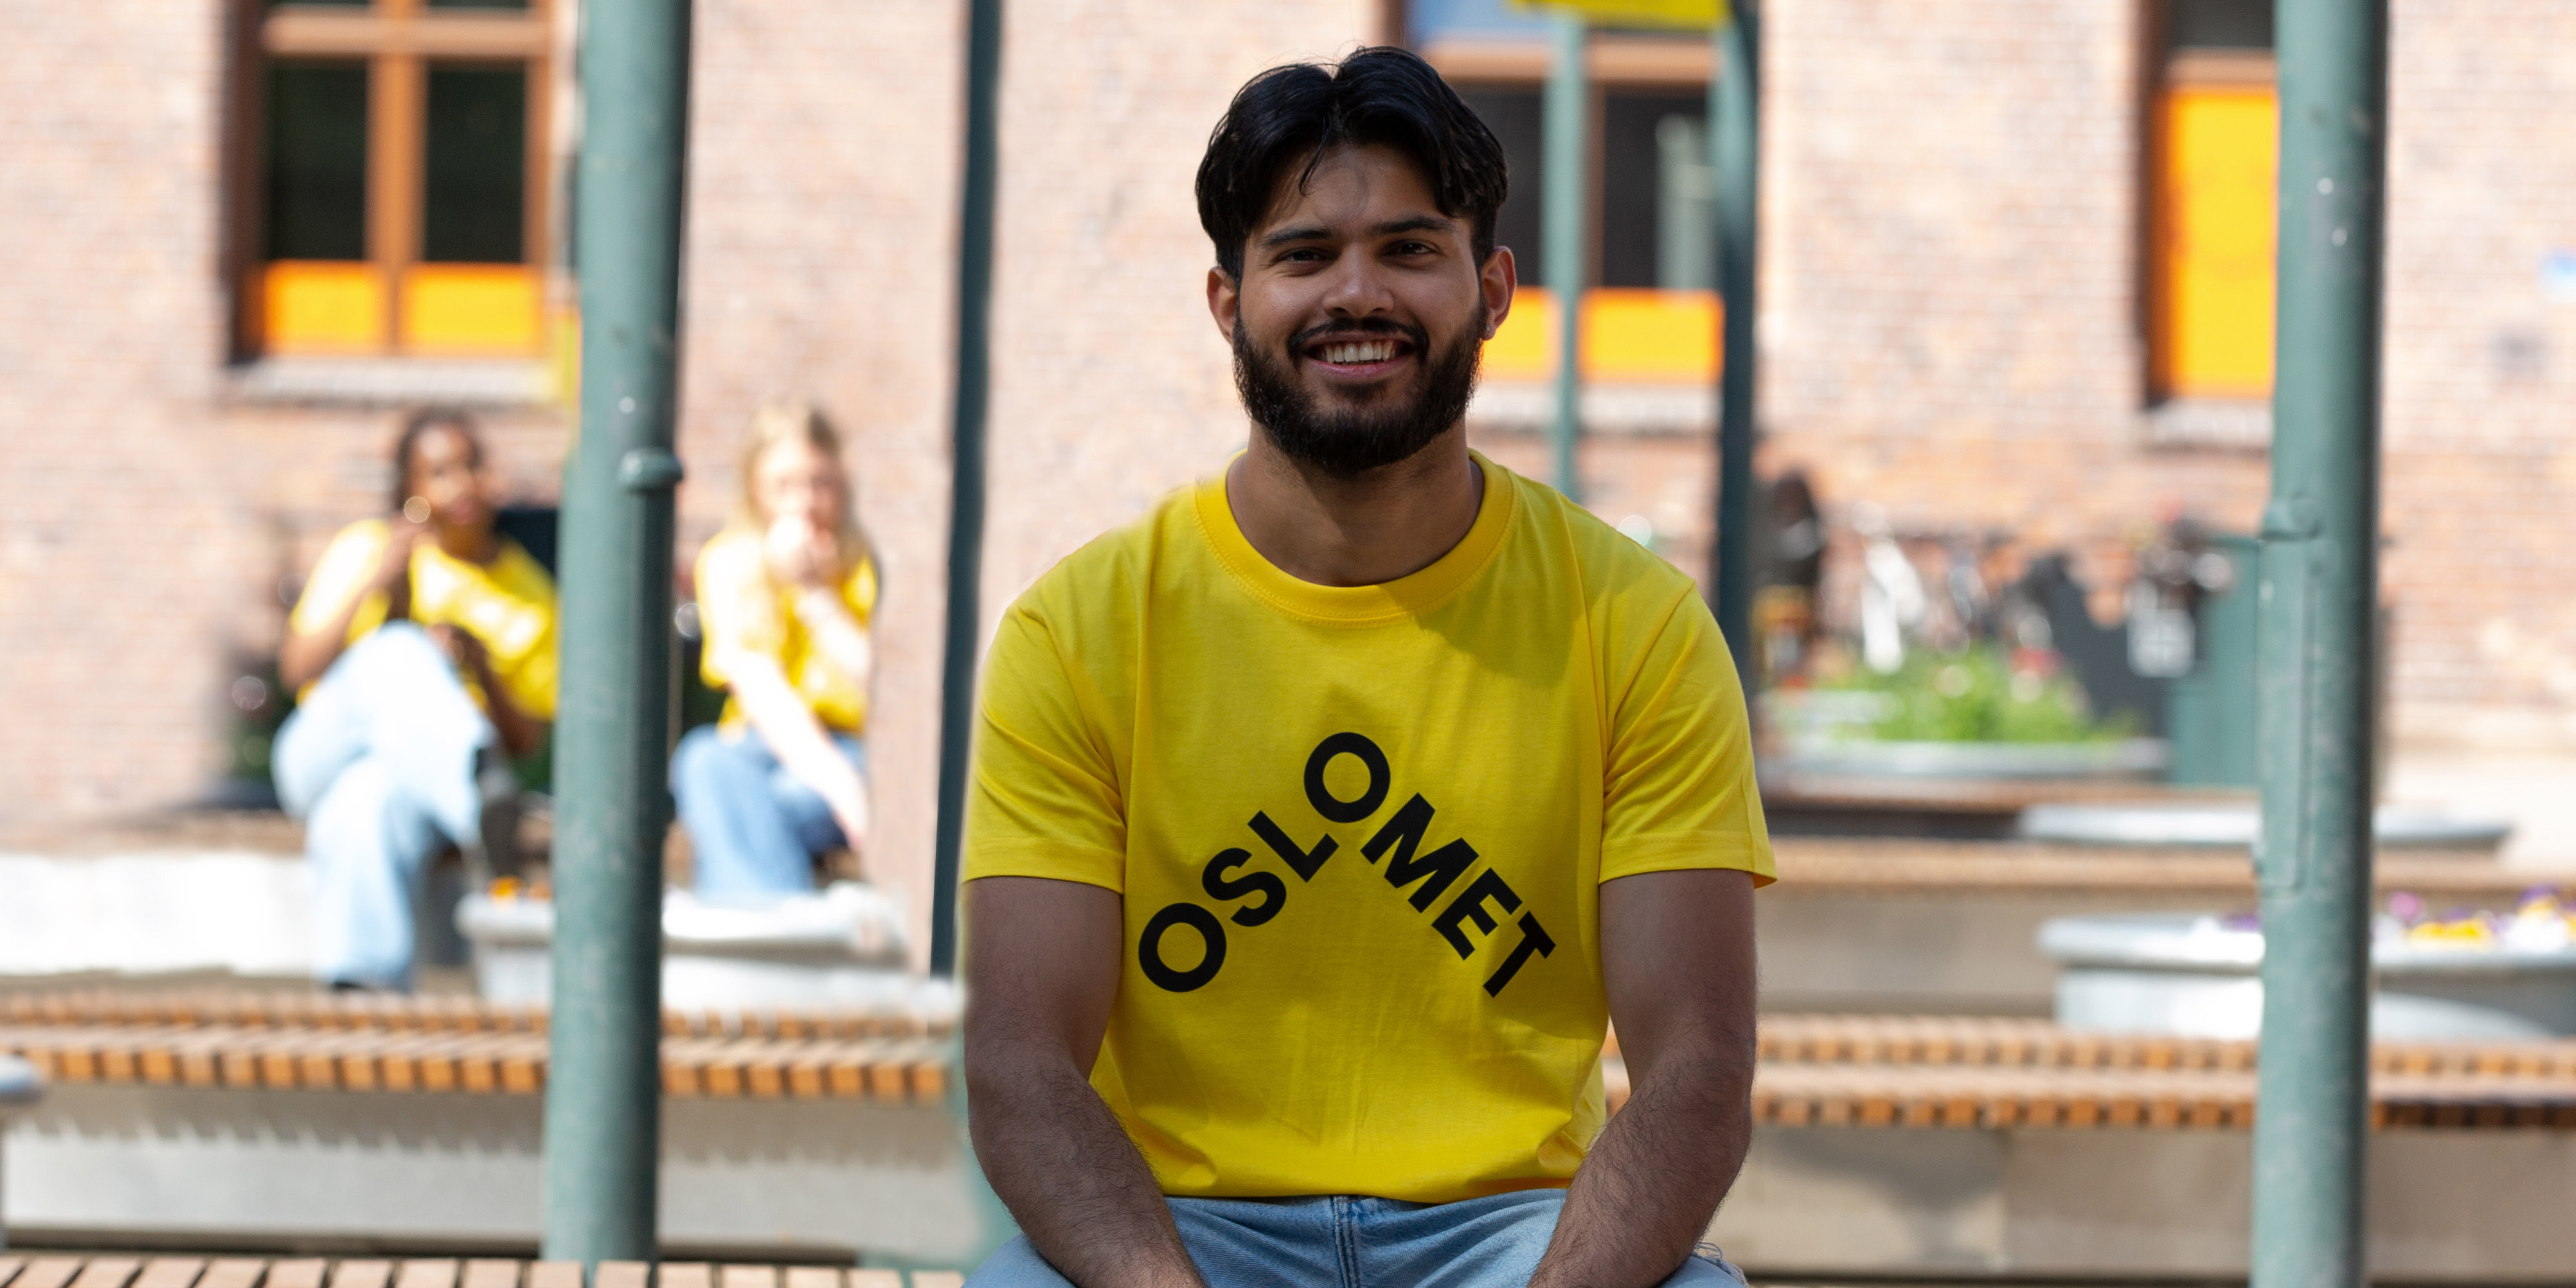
[
  {"xmin": 695, "ymin": 533, "xmax": 782, "ymax": 691},
  {"xmin": 1599, "ymin": 589, "xmax": 1775, "ymax": 886},
  {"xmin": 289, "ymin": 521, "xmax": 391, "ymax": 641},
  {"xmin": 488, "ymin": 544, "xmax": 560, "ymax": 720},
  {"xmin": 844, "ymin": 553, "xmax": 878, "ymax": 630},
  {"xmin": 964, "ymin": 601, "xmax": 1127, "ymax": 892}
]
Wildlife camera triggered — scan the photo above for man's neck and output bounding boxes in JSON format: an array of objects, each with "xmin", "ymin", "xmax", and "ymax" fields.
[
  {"xmin": 432, "ymin": 523, "xmax": 497, "ymax": 565},
  {"xmin": 1224, "ymin": 425, "xmax": 1484, "ymax": 588}
]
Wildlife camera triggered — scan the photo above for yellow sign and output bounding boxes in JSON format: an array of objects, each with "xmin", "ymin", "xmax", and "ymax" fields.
[{"xmin": 1516, "ymin": 0, "xmax": 1726, "ymax": 28}]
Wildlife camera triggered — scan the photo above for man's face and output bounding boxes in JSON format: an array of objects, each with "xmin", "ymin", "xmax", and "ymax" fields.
[
  {"xmin": 1210, "ymin": 143, "xmax": 1515, "ymax": 478},
  {"xmin": 405, "ymin": 424, "xmax": 494, "ymax": 530}
]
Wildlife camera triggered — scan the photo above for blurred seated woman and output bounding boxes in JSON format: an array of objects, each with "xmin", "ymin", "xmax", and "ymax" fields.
[
  {"xmin": 672, "ymin": 402, "xmax": 877, "ymax": 897},
  {"xmin": 275, "ymin": 407, "xmax": 556, "ymax": 990}
]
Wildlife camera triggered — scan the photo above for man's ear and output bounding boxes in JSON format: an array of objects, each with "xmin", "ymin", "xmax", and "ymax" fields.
[
  {"xmin": 1478, "ymin": 245, "xmax": 1517, "ymax": 341},
  {"xmin": 1207, "ymin": 266, "xmax": 1241, "ymax": 344}
]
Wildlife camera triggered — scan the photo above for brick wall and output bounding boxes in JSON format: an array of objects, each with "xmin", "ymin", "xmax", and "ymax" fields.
[
  {"xmin": 2379, "ymin": 0, "xmax": 2576, "ymax": 747},
  {"xmin": 1746, "ymin": 0, "xmax": 2576, "ymax": 751},
  {"xmin": 0, "ymin": 0, "xmax": 238, "ymax": 815},
  {"xmin": 4, "ymin": 0, "xmax": 2570, "ymax": 884}
]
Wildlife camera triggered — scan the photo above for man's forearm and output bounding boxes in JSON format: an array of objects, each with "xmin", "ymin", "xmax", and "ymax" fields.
[
  {"xmin": 966, "ymin": 1046, "xmax": 1203, "ymax": 1288},
  {"xmin": 727, "ymin": 656, "xmax": 869, "ymax": 825},
  {"xmin": 792, "ymin": 588, "xmax": 873, "ymax": 691},
  {"xmin": 1529, "ymin": 1050, "xmax": 1753, "ymax": 1288}
]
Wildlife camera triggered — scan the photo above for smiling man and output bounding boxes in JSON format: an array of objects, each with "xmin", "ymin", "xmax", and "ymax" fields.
[{"xmin": 961, "ymin": 48, "xmax": 1773, "ymax": 1288}]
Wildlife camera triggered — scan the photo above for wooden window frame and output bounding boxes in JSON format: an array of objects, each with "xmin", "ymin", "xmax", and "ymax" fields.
[
  {"xmin": 231, "ymin": 0, "xmax": 556, "ymax": 361},
  {"xmin": 2140, "ymin": 0, "xmax": 2278, "ymax": 409}
]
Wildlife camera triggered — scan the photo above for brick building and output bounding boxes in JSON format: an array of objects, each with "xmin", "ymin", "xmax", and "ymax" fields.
[{"xmin": 4, "ymin": 1, "xmax": 2572, "ymax": 951}]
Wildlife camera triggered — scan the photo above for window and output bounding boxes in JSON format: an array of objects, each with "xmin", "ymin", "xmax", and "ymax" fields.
[
  {"xmin": 1445, "ymin": 74, "xmax": 1719, "ymax": 386},
  {"xmin": 2147, "ymin": 0, "xmax": 2276, "ymax": 402},
  {"xmin": 242, "ymin": 0, "xmax": 556, "ymax": 359}
]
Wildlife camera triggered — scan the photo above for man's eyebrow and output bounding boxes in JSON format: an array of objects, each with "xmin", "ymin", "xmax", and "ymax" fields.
[
  {"xmin": 1257, "ymin": 214, "xmax": 1458, "ymax": 249},
  {"xmin": 1259, "ymin": 224, "xmax": 1333, "ymax": 248},
  {"xmin": 1373, "ymin": 215, "xmax": 1456, "ymax": 237}
]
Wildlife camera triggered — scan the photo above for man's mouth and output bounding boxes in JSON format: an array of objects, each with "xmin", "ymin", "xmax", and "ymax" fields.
[{"xmin": 1302, "ymin": 335, "xmax": 1415, "ymax": 378}]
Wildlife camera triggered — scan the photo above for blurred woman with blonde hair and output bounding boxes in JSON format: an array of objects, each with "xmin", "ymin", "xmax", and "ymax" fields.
[{"xmin": 670, "ymin": 401, "xmax": 878, "ymax": 895}]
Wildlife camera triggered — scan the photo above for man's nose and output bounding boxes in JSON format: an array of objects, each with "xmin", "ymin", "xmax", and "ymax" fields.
[{"xmin": 1319, "ymin": 253, "xmax": 1397, "ymax": 318}]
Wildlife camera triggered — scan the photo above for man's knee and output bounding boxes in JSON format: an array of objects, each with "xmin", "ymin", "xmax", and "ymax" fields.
[
  {"xmin": 670, "ymin": 724, "xmax": 733, "ymax": 794},
  {"xmin": 310, "ymin": 757, "xmax": 442, "ymax": 874},
  {"xmin": 344, "ymin": 621, "xmax": 440, "ymax": 676},
  {"xmin": 1663, "ymin": 1246, "xmax": 1750, "ymax": 1287},
  {"xmin": 963, "ymin": 1236, "xmax": 1077, "ymax": 1288}
]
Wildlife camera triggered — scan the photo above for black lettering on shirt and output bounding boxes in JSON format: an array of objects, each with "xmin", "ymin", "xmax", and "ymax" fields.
[
  {"xmin": 1303, "ymin": 732, "xmax": 1391, "ymax": 824},
  {"xmin": 1201, "ymin": 847, "xmax": 1287, "ymax": 927},
  {"xmin": 1361, "ymin": 794, "xmax": 1478, "ymax": 911},
  {"xmin": 1140, "ymin": 902, "xmax": 1227, "ymax": 992},
  {"xmin": 1430, "ymin": 868, "xmax": 1523, "ymax": 959},
  {"xmin": 1249, "ymin": 810, "xmax": 1337, "ymax": 881},
  {"xmin": 1483, "ymin": 913, "xmax": 1557, "ymax": 996}
]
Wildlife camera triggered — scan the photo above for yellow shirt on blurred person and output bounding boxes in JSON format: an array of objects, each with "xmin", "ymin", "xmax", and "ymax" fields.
[
  {"xmin": 695, "ymin": 528, "xmax": 879, "ymax": 735},
  {"xmin": 289, "ymin": 518, "xmax": 560, "ymax": 719}
]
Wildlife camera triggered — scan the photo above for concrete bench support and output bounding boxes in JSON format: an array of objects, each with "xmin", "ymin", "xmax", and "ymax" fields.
[
  {"xmin": 3, "ymin": 1084, "xmax": 996, "ymax": 1265},
  {"xmin": 1712, "ymin": 1123, "xmax": 2576, "ymax": 1279}
]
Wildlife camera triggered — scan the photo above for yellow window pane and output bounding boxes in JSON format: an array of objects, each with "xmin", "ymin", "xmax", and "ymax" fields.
[
  {"xmin": 2156, "ymin": 85, "xmax": 2276, "ymax": 398},
  {"xmin": 1583, "ymin": 288, "xmax": 1719, "ymax": 383},
  {"xmin": 264, "ymin": 261, "xmax": 386, "ymax": 353},
  {"xmin": 1483, "ymin": 287, "xmax": 1557, "ymax": 380},
  {"xmin": 1480, "ymin": 287, "xmax": 1721, "ymax": 384},
  {"xmin": 402, "ymin": 264, "xmax": 542, "ymax": 354}
]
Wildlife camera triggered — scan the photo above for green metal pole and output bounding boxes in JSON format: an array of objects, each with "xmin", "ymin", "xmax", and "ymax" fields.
[
  {"xmin": 1543, "ymin": 10, "xmax": 1587, "ymax": 501},
  {"xmin": 2250, "ymin": 0, "xmax": 2386, "ymax": 1284},
  {"xmin": 1708, "ymin": 2, "xmax": 1759, "ymax": 693},
  {"xmin": 541, "ymin": 0, "xmax": 691, "ymax": 1267},
  {"xmin": 929, "ymin": 0, "xmax": 1004, "ymax": 979}
]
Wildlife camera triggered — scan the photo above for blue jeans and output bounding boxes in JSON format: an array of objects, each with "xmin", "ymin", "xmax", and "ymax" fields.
[
  {"xmin": 670, "ymin": 724, "xmax": 866, "ymax": 897},
  {"xmin": 966, "ymin": 1189, "xmax": 1746, "ymax": 1288},
  {"xmin": 273, "ymin": 624, "xmax": 494, "ymax": 989}
]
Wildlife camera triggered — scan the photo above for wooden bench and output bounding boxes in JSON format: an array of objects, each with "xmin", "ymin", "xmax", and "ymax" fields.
[
  {"xmin": 0, "ymin": 990, "xmax": 950, "ymax": 1041},
  {"xmin": 12, "ymin": 992, "xmax": 2574, "ymax": 1127},
  {"xmin": 0, "ymin": 1258, "xmax": 961, "ymax": 1288}
]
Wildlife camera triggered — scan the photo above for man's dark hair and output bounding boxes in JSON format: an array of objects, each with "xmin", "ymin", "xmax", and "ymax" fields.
[
  {"xmin": 389, "ymin": 405, "xmax": 482, "ymax": 512},
  {"xmin": 1196, "ymin": 46, "xmax": 1509, "ymax": 282}
]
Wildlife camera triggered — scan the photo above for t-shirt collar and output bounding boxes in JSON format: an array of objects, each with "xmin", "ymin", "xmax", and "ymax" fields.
[{"xmin": 1194, "ymin": 449, "xmax": 1516, "ymax": 625}]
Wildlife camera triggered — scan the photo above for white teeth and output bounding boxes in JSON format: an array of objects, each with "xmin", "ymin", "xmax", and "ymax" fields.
[{"xmin": 1322, "ymin": 341, "xmax": 1397, "ymax": 364}]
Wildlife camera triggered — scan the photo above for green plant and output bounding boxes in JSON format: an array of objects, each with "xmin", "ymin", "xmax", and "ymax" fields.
[{"xmin": 1820, "ymin": 646, "xmax": 2136, "ymax": 744}]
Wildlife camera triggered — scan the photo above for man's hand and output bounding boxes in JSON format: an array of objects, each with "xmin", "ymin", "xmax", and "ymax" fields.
[
  {"xmin": 372, "ymin": 515, "xmax": 429, "ymax": 590},
  {"xmin": 1529, "ymin": 868, "xmax": 1758, "ymax": 1288},
  {"xmin": 424, "ymin": 623, "xmax": 487, "ymax": 673},
  {"xmin": 965, "ymin": 877, "xmax": 1206, "ymax": 1288},
  {"xmin": 426, "ymin": 623, "xmax": 546, "ymax": 758},
  {"xmin": 762, "ymin": 514, "xmax": 840, "ymax": 590}
]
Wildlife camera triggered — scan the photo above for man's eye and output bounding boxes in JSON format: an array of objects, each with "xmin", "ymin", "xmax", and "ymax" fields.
[{"xmin": 1391, "ymin": 241, "xmax": 1436, "ymax": 256}]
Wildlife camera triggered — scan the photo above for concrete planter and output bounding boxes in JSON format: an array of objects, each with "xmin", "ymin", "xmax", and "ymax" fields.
[
  {"xmin": 2022, "ymin": 802, "xmax": 2511, "ymax": 852},
  {"xmin": 1775, "ymin": 738, "xmax": 2169, "ymax": 780},
  {"xmin": 2041, "ymin": 912, "xmax": 2576, "ymax": 1040},
  {"xmin": 457, "ymin": 882, "xmax": 931, "ymax": 1011}
]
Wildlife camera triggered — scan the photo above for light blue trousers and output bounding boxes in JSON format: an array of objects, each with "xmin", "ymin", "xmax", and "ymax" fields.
[
  {"xmin": 670, "ymin": 723, "xmax": 866, "ymax": 897},
  {"xmin": 965, "ymin": 1189, "xmax": 1746, "ymax": 1288},
  {"xmin": 273, "ymin": 624, "xmax": 492, "ymax": 988}
]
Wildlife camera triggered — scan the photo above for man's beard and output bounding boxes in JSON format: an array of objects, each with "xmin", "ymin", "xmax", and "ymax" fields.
[{"xmin": 1233, "ymin": 309, "xmax": 1484, "ymax": 479}]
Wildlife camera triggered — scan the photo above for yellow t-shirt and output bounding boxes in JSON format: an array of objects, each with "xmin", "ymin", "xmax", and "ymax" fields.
[
  {"xmin": 965, "ymin": 452, "xmax": 1772, "ymax": 1204},
  {"xmin": 695, "ymin": 528, "xmax": 879, "ymax": 735},
  {"xmin": 289, "ymin": 519, "xmax": 559, "ymax": 720}
]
